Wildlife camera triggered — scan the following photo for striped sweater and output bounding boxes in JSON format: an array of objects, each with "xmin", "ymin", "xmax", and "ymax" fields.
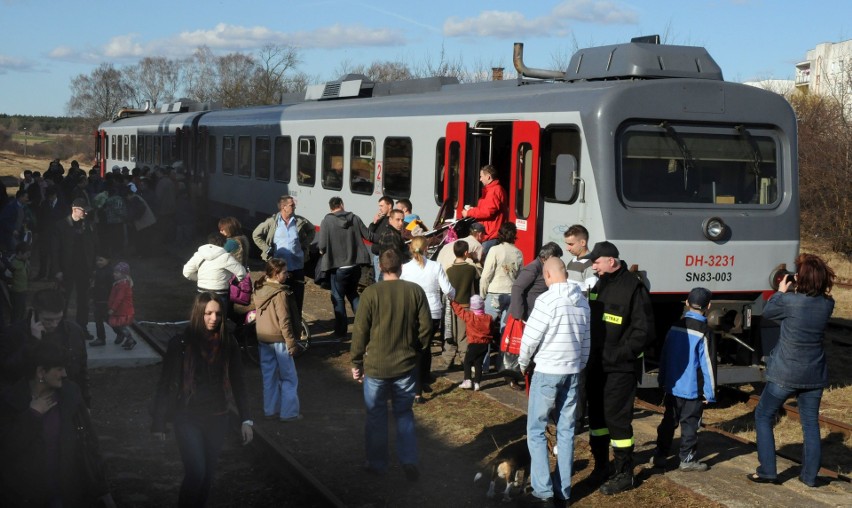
[{"xmin": 519, "ymin": 282, "xmax": 591, "ymax": 375}]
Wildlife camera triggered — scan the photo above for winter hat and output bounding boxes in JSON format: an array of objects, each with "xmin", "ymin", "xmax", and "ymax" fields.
[
  {"xmin": 469, "ymin": 295, "xmax": 485, "ymax": 314},
  {"xmin": 114, "ymin": 262, "xmax": 131, "ymax": 276}
]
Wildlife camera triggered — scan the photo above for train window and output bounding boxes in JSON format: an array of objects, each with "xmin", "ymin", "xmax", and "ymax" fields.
[
  {"xmin": 447, "ymin": 141, "xmax": 460, "ymax": 207},
  {"xmin": 350, "ymin": 137, "xmax": 375, "ymax": 195},
  {"xmin": 297, "ymin": 137, "xmax": 316, "ymax": 186},
  {"xmin": 117, "ymin": 135, "xmax": 124, "ymax": 161},
  {"xmin": 541, "ymin": 127, "xmax": 582, "ymax": 204},
  {"xmin": 161, "ymin": 136, "xmax": 171, "ymax": 165},
  {"xmin": 137, "ymin": 136, "xmax": 144, "ymax": 164},
  {"xmin": 255, "ymin": 137, "xmax": 271, "ymax": 180},
  {"xmin": 383, "ymin": 137, "xmax": 412, "ymax": 198},
  {"xmin": 516, "ymin": 143, "xmax": 533, "ymax": 219},
  {"xmin": 170, "ymin": 135, "xmax": 179, "ymax": 165},
  {"xmin": 207, "ymin": 135, "xmax": 216, "ymax": 174},
  {"xmin": 123, "ymin": 135, "xmax": 130, "ymax": 161},
  {"xmin": 434, "ymin": 138, "xmax": 445, "ymax": 205},
  {"xmin": 620, "ymin": 124, "xmax": 779, "ymax": 207},
  {"xmin": 110, "ymin": 135, "xmax": 116, "ymax": 161},
  {"xmin": 153, "ymin": 136, "xmax": 161, "ymax": 166},
  {"xmin": 222, "ymin": 136, "xmax": 235, "ymax": 175},
  {"xmin": 322, "ymin": 136, "xmax": 344, "ymax": 191},
  {"xmin": 237, "ymin": 136, "xmax": 251, "ymax": 178},
  {"xmin": 274, "ymin": 136, "xmax": 291, "ymax": 183},
  {"xmin": 130, "ymin": 135, "xmax": 136, "ymax": 161}
]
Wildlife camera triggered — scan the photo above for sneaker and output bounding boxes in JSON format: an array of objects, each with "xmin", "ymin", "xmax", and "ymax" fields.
[
  {"xmin": 122, "ymin": 338, "xmax": 137, "ymax": 350},
  {"xmin": 113, "ymin": 334, "xmax": 124, "ymax": 345},
  {"xmin": 588, "ymin": 465, "xmax": 610, "ymax": 485},
  {"xmin": 473, "ymin": 383, "xmax": 481, "ymax": 391},
  {"xmin": 280, "ymin": 414, "xmax": 303, "ymax": 422},
  {"xmin": 460, "ymin": 380, "xmax": 473, "ymax": 390},
  {"xmin": 89, "ymin": 338, "xmax": 106, "ymax": 347},
  {"xmin": 649, "ymin": 454, "xmax": 667, "ymax": 469},
  {"xmin": 599, "ymin": 472, "xmax": 634, "ymax": 495},
  {"xmin": 678, "ymin": 460, "xmax": 708, "ymax": 472},
  {"xmin": 402, "ymin": 463, "xmax": 420, "ymax": 482}
]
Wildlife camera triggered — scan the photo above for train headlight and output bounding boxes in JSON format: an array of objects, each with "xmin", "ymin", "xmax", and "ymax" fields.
[{"xmin": 702, "ymin": 217, "xmax": 727, "ymax": 241}]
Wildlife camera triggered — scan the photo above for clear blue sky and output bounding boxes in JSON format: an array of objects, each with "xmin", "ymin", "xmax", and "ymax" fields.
[{"xmin": 2, "ymin": 0, "xmax": 851, "ymax": 117}]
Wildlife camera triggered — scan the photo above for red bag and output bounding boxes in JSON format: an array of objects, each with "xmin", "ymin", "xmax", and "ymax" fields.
[{"xmin": 500, "ymin": 315, "xmax": 524, "ymax": 355}]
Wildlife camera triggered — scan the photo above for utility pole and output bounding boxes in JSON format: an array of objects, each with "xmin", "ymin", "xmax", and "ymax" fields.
[{"xmin": 23, "ymin": 127, "xmax": 28, "ymax": 156}]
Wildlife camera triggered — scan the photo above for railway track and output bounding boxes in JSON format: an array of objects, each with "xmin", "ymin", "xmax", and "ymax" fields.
[
  {"xmin": 131, "ymin": 322, "xmax": 346, "ymax": 508},
  {"xmin": 635, "ymin": 388, "xmax": 851, "ymax": 482}
]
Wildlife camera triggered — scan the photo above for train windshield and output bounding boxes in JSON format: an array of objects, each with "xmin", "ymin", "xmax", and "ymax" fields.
[{"xmin": 619, "ymin": 123, "xmax": 779, "ymax": 207}]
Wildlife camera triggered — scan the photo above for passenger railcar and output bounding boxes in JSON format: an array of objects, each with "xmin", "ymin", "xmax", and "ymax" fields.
[{"xmin": 97, "ymin": 39, "xmax": 800, "ymax": 385}]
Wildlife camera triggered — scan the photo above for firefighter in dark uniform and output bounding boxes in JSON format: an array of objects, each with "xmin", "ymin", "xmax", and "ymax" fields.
[{"xmin": 581, "ymin": 241, "xmax": 655, "ymax": 495}]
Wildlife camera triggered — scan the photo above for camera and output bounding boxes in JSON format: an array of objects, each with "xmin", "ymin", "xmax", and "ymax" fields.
[{"xmin": 770, "ymin": 267, "xmax": 797, "ymax": 291}]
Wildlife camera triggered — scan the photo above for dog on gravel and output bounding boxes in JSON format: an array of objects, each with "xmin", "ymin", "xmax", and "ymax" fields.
[{"xmin": 473, "ymin": 439, "xmax": 531, "ymax": 502}]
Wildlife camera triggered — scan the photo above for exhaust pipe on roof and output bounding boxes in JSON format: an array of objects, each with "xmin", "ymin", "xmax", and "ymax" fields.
[{"xmin": 513, "ymin": 42, "xmax": 565, "ymax": 80}]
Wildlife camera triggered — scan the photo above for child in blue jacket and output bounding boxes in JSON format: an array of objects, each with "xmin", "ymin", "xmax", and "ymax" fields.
[{"xmin": 651, "ymin": 287, "xmax": 716, "ymax": 472}]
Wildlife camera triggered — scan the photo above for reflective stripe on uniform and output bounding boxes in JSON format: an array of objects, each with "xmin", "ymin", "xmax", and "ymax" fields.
[
  {"xmin": 603, "ymin": 313, "xmax": 623, "ymax": 325},
  {"xmin": 611, "ymin": 437, "xmax": 635, "ymax": 448},
  {"xmin": 590, "ymin": 427, "xmax": 610, "ymax": 437}
]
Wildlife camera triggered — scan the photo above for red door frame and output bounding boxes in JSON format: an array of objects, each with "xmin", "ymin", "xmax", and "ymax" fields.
[
  {"xmin": 444, "ymin": 122, "xmax": 469, "ymax": 217},
  {"xmin": 509, "ymin": 121, "xmax": 541, "ymax": 262}
]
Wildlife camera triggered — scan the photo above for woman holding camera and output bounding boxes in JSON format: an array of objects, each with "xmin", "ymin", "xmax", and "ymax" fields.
[{"xmin": 749, "ymin": 253, "xmax": 835, "ymax": 487}]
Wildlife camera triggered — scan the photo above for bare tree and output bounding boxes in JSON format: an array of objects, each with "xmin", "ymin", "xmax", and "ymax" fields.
[
  {"xmin": 249, "ymin": 43, "xmax": 301, "ymax": 105},
  {"xmin": 216, "ymin": 53, "xmax": 257, "ymax": 108},
  {"xmin": 124, "ymin": 56, "xmax": 181, "ymax": 109},
  {"xmin": 66, "ymin": 63, "xmax": 134, "ymax": 125},
  {"xmin": 183, "ymin": 46, "xmax": 218, "ymax": 104},
  {"xmin": 414, "ymin": 44, "xmax": 466, "ymax": 81}
]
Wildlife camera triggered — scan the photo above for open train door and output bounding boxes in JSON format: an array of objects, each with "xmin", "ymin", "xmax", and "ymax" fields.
[
  {"xmin": 443, "ymin": 122, "xmax": 468, "ymax": 219},
  {"xmin": 510, "ymin": 121, "xmax": 541, "ymax": 262}
]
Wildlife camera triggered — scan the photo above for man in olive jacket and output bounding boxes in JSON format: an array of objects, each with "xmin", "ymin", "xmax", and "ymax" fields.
[
  {"xmin": 252, "ymin": 195, "xmax": 315, "ymax": 314},
  {"xmin": 350, "ymin": 250, "xmax": 432, "ymax": 481}
]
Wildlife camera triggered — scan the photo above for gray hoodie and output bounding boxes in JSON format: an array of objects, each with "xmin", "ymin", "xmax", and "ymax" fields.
[{"xmin": 317, "ymin": 211, "xmax": 373, "ymax": 272}]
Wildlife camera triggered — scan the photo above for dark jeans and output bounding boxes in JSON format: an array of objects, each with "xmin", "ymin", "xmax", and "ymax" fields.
[
  {"xmin": 173, "ymin": 412, "xmax": 229, "ymax": 508},
  {"xmin": 655, "ymin": 394, "xmax": 704, "ymax": 463},
  {"xmin": 64, "ymin": 271, "xmax": 90, "ymax": 330},
  {"xmin": 329, "ymin": 266, "xmax": 361, "ymax": 337},
  {"xmin": 288, "ymin": 269, "xmax": 305, "ymax": 316},
  {"xmin": 755, "ymin": 382, "xmax": 823, "ymax": 485},
  {"xmin": 93, "ymin": 301, "xmax": 108, "ymax": 341},
  {"xmin": 463, "ymin": 343, "xmax": 489, "ymax": 384}
]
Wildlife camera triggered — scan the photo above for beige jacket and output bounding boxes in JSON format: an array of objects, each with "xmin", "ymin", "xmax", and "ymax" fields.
[{"xmin": 252, "ymin": 280, "xmax": 301, "ymax": 352}]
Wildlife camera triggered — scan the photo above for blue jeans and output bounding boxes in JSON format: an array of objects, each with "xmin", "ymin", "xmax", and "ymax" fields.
[
  {"xmin": 527, "ymin": 372, "xmax": 578, "ymax": 501},
  {"xmin": 754, "ymin": 381, "xmax": 823, "ymax": 485},
  {"xmin": 483, "ymin": 292, "xmax": 511, "ymax": 372},
  {"xmin": 173, "ymin": 412, "xmax": 229, "ymax": 508},
  {"xmin": 329, "ymin": 266, "xmax": 361, "ymax": 337},
  {"xmin": 363, "ymin": 370, "xmax": 418, "ymax": 472},
  {"xmin": 259, "ymin": 341, "xmax": 300, "ymax": 419}
]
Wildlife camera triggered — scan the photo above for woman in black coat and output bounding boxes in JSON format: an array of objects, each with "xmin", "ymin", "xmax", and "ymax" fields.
[{"xmin": 0, "ymin": 341, "xmax": 114, "ymax": 507}]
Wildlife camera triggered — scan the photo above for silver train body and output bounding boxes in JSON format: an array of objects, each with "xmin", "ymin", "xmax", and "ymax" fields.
[{"xmin": 97, "ymin": 40, "xmax": 799, "ymax": 385}]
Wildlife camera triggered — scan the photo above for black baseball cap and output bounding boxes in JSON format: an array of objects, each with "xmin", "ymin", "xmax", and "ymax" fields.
[
  {"xmin": 71, "ymin": 198, "xmax": 91, "ymax": 212},
  {"xmin": 687, "ymin": 287, "xmax": 712, "ymax": 310},
  {"xmin": 581, "ymin": 241, "xmax": 619, "ymax": 261},
  {"xmin": 469, "ymin": 222, "xmax": 485, "ymax": 233}
]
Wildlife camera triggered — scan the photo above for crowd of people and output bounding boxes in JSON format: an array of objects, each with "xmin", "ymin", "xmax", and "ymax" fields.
[{"xmin": 0, "ymin": 160, "xmax": 839, "ymax": 507}]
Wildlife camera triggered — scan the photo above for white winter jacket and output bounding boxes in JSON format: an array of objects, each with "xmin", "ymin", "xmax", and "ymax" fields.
[{"xmin": 182, "ymin": 244, "xmax": 247, "ymax": 292}]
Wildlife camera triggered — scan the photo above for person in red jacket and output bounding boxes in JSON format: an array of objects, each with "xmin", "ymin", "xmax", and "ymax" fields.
[
  {"xmin": 451, "ymin": 295, "xmax": 494, "ymax": 391},
  {"xmin": 108, "ymin": 261, "xmax": 136, "ymax": 350},
  {"xmin": 461, "ymin": 164, "xmax": 507, "ymax": 258}
]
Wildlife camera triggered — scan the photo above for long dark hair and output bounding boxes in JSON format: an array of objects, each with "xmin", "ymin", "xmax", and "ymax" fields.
[
  {"xmin": 795, "ymin": 253, "xmax": 835, "ymax": 298},
  {"xmin": 187, "ymin": 292, "xmax": 226, "ymax": 345}
]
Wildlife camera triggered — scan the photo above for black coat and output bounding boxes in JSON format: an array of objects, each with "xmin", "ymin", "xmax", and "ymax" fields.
[
  {"xmin": 55, "ymin": 215, "xmax": 98, "ymax": 276},
  {"xmin": 0, "ymin": 379, "xmax": 109, "ymax": 507},
  {"xmin": 0, "ymin": 314, "xmax": 91, "ymax": 407}
]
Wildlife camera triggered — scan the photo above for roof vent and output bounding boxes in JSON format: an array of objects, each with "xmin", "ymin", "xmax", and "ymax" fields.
[
  {"xmin": 565, "ymin": 41, "xmax": 723, "ymax": 82},
  {"xmin": 305, "ymin": 74, "xmax": 375, "ymax": 101}
]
